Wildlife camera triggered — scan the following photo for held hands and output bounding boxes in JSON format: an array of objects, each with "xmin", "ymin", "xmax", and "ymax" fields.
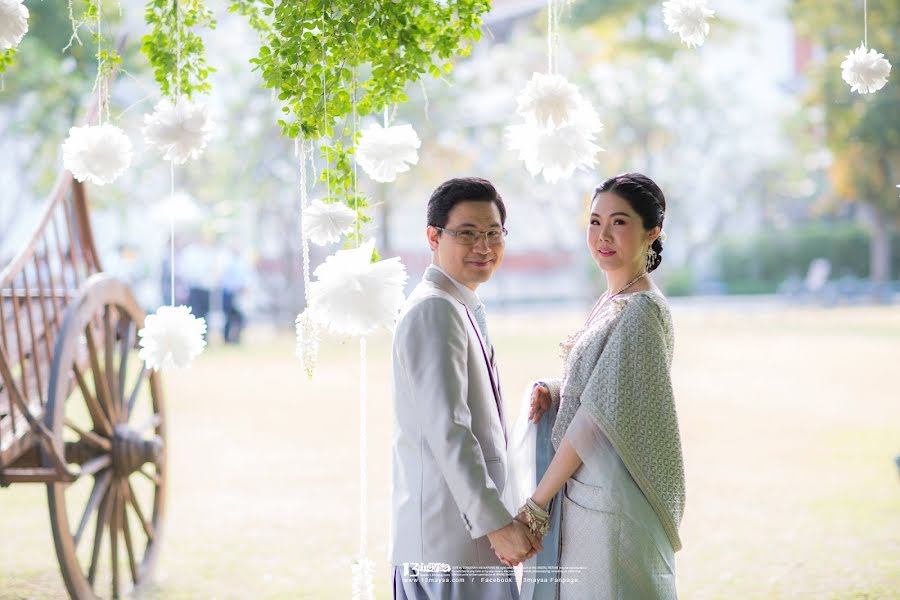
[
  {"xmin": 487, "ymin": 520, "xmax": 543, "ymax": 568},
  {"xmin": 528, "ymin": 383, "xmax": 552, "ymax": 424}
]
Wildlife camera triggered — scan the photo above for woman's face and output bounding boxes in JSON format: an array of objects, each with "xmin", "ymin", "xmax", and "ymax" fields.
[{"xmin": 587, "ymin": 191, "xmax": 659, "ymax": 273}]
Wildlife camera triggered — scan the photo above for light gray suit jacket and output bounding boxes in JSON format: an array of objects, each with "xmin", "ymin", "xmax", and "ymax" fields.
[{"xmin": 389, "ymin": 266, "xmax": 513, "ymax": 567}]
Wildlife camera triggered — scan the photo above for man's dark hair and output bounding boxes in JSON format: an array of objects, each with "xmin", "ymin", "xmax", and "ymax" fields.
[{"xmin": 426, "ymin": 177, "xmax": 507, "ymax": 229}]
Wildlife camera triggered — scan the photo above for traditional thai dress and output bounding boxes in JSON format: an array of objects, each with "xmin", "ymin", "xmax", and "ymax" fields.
[{"xmin": 509, "ymin": 291, "xmax": 685, "ymax": 600}]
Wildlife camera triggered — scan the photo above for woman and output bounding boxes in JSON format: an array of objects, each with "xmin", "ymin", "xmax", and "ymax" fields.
[{"xmin": 507, "ymin": 173, "xmax": 685, "ymax": 599}]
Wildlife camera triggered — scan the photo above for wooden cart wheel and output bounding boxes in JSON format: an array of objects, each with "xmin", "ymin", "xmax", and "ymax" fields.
[{"xmin": 43, "ymin": 274, "xmax": 167, "ymax": 600}]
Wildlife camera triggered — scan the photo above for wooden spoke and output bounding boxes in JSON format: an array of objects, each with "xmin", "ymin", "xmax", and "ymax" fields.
[
  {"xmin": 103, "ymin": 307, "xmax": 120, "ymax": 421},
  {"xmin": 125, "ymin": 480, "xmax": 154, "ymax": 542},
  {"xmin": 120, "ymin": 480, "xmax": 139, "ymax": 586},
  {"xmin": 64, "ymin": 419, "xmax": 111, "ymax": 452},
  {"xmin": 118, "ymin": 319, "xmax": 133, "ymax": 417},
  {"xmin": 85, "ymin": 325, "xmax": 118, "ymax": 425},
  {"xmin": 73, "ymin": 470, "xmax": 112, "ymax": 550},
  {"xmin": 72, "ymin": 362, "xmax": 113, "ymax": 437},
  {"xmin": 79, "ymin": 454, "xmax": 111, "ymax": 477},
  {"xmin": 110, "ymin": 482, "xmax": 121, "ymax": 599},
  {"xmin": 126, "ymin": 366, "xmax": 148, "ymax": 421},
  {"xmin": 88, "ymin": 485, "xmax": 114, "ymax": 586},
  {"xmin": 137, "ymin": 467, "xmax": 161, "ymax": 486}
]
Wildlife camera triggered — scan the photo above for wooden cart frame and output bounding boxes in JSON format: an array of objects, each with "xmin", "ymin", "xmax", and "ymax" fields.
[{"xmin": 1, "ymin": 172, "xmax": 167, "ymax": 599}]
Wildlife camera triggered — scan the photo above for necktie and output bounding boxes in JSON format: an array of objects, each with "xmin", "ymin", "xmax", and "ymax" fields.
[{"xmin": 473, "ymin": 303, "xmax": 492, "ymax": 356}]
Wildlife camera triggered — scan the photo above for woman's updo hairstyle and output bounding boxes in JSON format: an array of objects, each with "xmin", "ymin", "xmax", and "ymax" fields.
[{"xmin": 593, "ymin": 172, "xmax": 666, "ymax": 272}]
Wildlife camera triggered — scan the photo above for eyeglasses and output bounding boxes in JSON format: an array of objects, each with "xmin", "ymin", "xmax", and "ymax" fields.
[{"xmin": 435, "ymin": 226, "xmax": 508, "ymax": 246}]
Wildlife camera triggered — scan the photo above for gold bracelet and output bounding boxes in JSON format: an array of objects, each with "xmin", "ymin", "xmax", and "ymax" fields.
[{"xmin": 518, "ymin": 498, "xmax": 551, "ymax": 538}]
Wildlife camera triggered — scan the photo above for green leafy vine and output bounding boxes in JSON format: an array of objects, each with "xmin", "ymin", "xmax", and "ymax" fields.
[
  {"xmin": 141, "ymin": 0, "xmax": 216, "ymax": 99},
  {"xmin": 242, "ymin": 0, "xmax": 490, "ymax": 245}
]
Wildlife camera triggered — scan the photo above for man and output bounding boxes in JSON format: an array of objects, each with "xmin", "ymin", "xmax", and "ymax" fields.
[{"xmin": 390, "ymin": 178, "xmax": 541, "ymax": 599}]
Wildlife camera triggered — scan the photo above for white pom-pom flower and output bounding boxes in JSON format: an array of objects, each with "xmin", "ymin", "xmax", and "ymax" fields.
[
  {"xmin": 516, "ymin": 72, "xmax": 583, "ymax": 129},
  {"xmin": 62, "ymin": 124, "xmax": 133, "ymax": 186},
  {"xmin": 841, "ymin": 44, "xmax": 891, "ymax": 95},
  {"xmin": 142, "ymin": 97, "xmax": 215, "ymax": 164},
  {"xmin": 294, "ymin": 309, "xmax": 321, "ymax": 379},
  {"xmin": 308, "ymin": 239, "xmax": 408, "ymax": 337},
  {"xmin": 662, "ymin": 0, "xmax": 715, "ymax": 48},
  {"xmin": 351, "ymin": 555, "xmax": 376, "ymax": 600},
  {"xmin": 0, "ymin": 0, "xmax": 28, "ymax": 50},
  {"xmin": 138, "ymin": 305, "xmax": 207, "ymax": 370},
  {"xmin": 507, "ymin": 101, "xmax": 604, "ymax": 184},
  {"xmin": 302, "ymin": 199, "xmax": 358, "ymax": 246},
  {"xmin": 355, "ymin": 123, "xmax": 421, "ymax": 183}
]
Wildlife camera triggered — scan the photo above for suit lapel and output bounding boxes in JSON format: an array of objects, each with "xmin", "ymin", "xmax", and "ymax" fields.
[{"xmin": 423, "ymin": 267, "xmax": 507, "ymax": 441}]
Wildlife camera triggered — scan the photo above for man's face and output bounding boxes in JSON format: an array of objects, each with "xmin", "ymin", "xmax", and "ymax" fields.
[{"xmin": 427, "ymin": 201, "xmax": 505, "ymax": 291}]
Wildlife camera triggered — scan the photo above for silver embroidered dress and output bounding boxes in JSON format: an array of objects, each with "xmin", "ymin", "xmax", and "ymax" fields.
[{"xmin": 513, "ymin": 291, "xmax": 685, "ymax": 600}]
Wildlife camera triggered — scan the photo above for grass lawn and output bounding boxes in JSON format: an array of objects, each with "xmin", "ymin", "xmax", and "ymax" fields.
[{"xmin": 1, "ymin": 303, "xmax": 898, "ymax": 599}]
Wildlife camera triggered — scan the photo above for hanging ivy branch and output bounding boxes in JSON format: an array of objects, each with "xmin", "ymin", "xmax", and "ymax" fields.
[
  {"xmin": 0, "ymin": 49, "xmax": 16, "ymax": 75},
  {"xmin": 242, "ymin": 0, "xmax": 490, "ymax": 245},
  {"xmin": 142, "ymin": 0, "xmax": 216, "ymax": 99}
]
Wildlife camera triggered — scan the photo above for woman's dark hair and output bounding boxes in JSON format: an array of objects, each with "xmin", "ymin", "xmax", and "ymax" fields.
[
  {"xmin": 427, "ymin": 177, "xmax": 507, "ymax": 229},
  {"xmin": 594, "ymin": 172, "xmax": 666, "ymax": 272}
]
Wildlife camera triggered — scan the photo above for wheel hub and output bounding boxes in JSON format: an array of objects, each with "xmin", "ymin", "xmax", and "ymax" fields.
[{"xmin": 111, "ymin": 424, "xmax": 163, "ymax": 477}]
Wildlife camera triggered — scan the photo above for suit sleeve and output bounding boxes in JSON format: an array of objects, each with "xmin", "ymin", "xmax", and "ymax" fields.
[{"xmin": 396, "ymin": 297, "xmax": 513, "ymax": 539}]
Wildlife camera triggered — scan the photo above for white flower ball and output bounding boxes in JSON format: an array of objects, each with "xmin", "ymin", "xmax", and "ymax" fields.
[
  {"xmin": 142, "ymin": 97, "xmax": 215, "ymax": 164},
  {"xmin": 0, "ymin": 0, "xmax": 28, "ymax": 50},
  {"xmin": 138, "ymin": 305, "xmax": 207, "ymax": 370},
  {"xmin": 62, "ymin": 124, "xmax": 133, "ymax": 186}
]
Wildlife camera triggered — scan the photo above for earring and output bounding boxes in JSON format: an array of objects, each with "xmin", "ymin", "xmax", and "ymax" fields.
[{"xmin": 645, "ymin": 245, "xmax": 657, "ymax": 272}]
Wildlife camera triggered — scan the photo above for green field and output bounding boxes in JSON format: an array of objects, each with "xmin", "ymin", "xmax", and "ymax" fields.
[{"xmin": 1, "ymin": 304, "xmax": 899, "ymax": 599}]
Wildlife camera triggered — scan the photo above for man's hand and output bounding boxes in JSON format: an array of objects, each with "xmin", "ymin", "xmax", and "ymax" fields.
[
  {"xmin": 487, "ymin": 520, "xmax": 543, "ymax": 567},
  {"xmin": 528, "ymin": 383, "xmax": 552, "ymax": 424}
]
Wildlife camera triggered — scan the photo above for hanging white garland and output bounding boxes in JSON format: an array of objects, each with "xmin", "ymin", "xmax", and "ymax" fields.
[
  {"xmin": 0, "ymin": 0, "xmax": 28, "ymax": 50},
  {"xmin": 515, "ymin": 72, "xmax": 584, "ymax": 129},
  {"xmin": 137, "ymin": 305, "xmax": 207, "ymax": 370},
  {"xmin": 351, "ymin": 554, "xmax": 376, "ymax": 600},
  {"xmin": 142, "ymin": 97, "xmax": 215, "ymax": 164},
  {"xmin": 295, "ymin": 139, "xmax": 321, "ymax": 378},
  {"xmin": 355, "ymin": 122, "xmax": 421, "ymax": 183},
  {"xmin": 662, "ymin": 0, "xmax": 715, "ymax": 49},
  {"xmin": 505, "ymin": 1, "xmax": 604, "ymax": 183},
  {"xmin": 62, "ymin": 123, "xmax": 133, "ymax": 185},
  {"xmin": 507, "ymin": 118, "xmax": 603, "ymax": 184},
  {"xmin": 139, "ymin": 0, "xmax": 207, "ymax": 371},
  {"xmin": 302, "ymin": 198, "xmax": 358, "ymax": 246},
  {"xmin": 841, "ymin": 44, "xmax": 891, "ymax": 95},
  {"xmin": 840, "ymin": 0, "xmax": 891, "ymax": 95},
  {"xmin": 307, "ymin": 238, "xmax": 407, "ymax": 338}
]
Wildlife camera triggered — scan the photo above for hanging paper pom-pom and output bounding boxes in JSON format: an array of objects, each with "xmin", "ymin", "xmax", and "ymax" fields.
[
  {"xmin": 138, "ymin": 305, "xmax": 207, "ymax": 370},
  {"xmin": 294, "ymin": 309, "xmax": 321, "ymax": 379},
  {"xmin": 308, "ymin": 239, "xmax": 408, "ymax": 337},
  {"xmin": 142, "ymin": 97, "xmax": 215, "ymax": 164},
  {"xmin": 516, "ymin": 72, "xmax": 583, "ymax": 129},
  {"xmin": 355, "ymin": 123, "xmax": 421, "ymax": 183},
  {"xmin": 351, "ymin": 555, "xmax": 376, "ymax": 600},
  {"xmin": 0, "ymin": 0, "xmax": 28, "ymax": 50},
  {"xmin": 62, "ymin": 124, "xmax": 133, "ymax": 186},
  {"xmin": 662, "ymin": 0, "xmax": 715, "ymax": 48},
  {"xmin": 302, "ymin": 199, "xmax": 358, "ymax": 246},
  {"xmin": 506, "ymin": 104, "xmax": 603, "ymax": 184},
  {"xmin": 841, "ymin": 44, "xmax": 891, "ymax": 95}
]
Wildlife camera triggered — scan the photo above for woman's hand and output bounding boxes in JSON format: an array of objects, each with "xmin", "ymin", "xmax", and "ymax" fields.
[{"xmin": 528, "ymin": 383, "xmax": 552, "ymax": 424}]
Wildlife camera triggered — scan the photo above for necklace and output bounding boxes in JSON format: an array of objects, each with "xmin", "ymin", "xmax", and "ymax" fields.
[{"xmin": 560, "ymin": 270, "xmax": 647, "ymax": 361}]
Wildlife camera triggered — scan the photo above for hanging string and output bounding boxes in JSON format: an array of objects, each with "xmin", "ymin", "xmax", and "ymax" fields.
[
  {"xmin": 297, "ymin": 138, "xmax": 312, "ymax": 307},
  {"xmin": 169, "ymin": 0, "xmax": 182, "ymax": 309},
  {"xmin": 383, "ymin": 106, "xmax": 389, "ymax": 128},
  {"xmin": 553, "ymin": 0, "xmax": 561, "ymax": 73},
  {"xmin": 358, "ymin": 336, "xmax": 368, "ymax": 558},
  {"xmin": 320, "ymin": 9, "xmax": 331, "ymax": 201},
  {"xmin": 864, "ymin": 0, "xmax": 868, "ymax": 47},
  {"xmin": 546, "ymin": 0, "xmax": 554, "ymax": 74},
  {"xmin": 96, "ymin": 0, "xmax": 103, "ymax": 125},
  {"xmin": 169, "ymin": 164, "xmax": 175, "ymax": 306}
]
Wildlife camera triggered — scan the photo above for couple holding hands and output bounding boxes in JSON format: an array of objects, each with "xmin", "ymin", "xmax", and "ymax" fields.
[{"xmin": 390, "ymin": 174, "xmax": 685, "ymax": 600}]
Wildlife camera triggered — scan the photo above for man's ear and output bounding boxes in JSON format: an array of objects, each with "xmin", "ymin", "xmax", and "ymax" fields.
[{"xmin": 426, "ymin": 225, "xmax": 440, "ymax": 251}]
